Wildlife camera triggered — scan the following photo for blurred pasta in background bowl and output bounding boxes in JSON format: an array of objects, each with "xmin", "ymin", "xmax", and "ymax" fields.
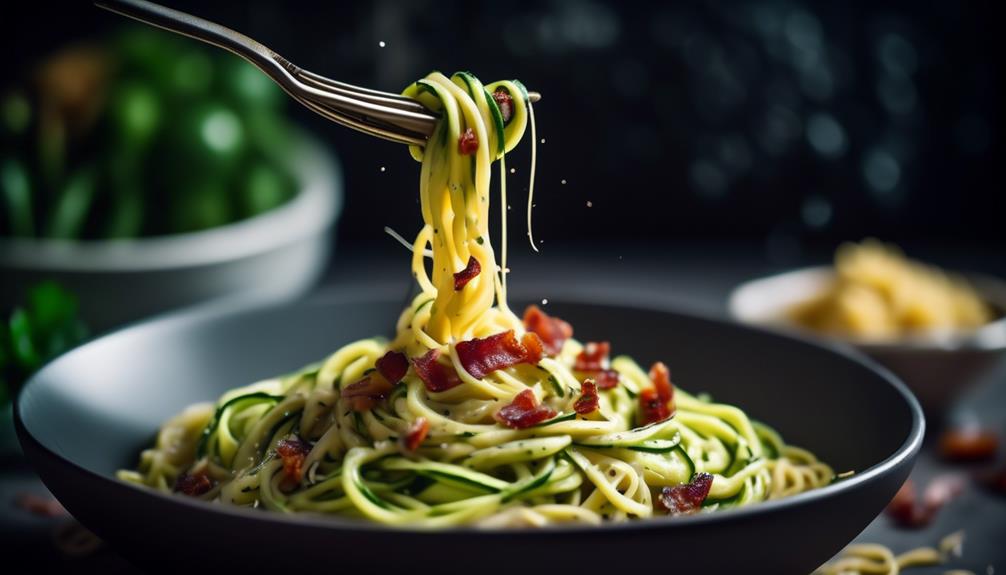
[
  {"xmin": 0, "ymin": 27, "xmax": 342, "ymax": 330},
  {"xmin": 729, "ymin": 240, "xmax": 1006, "ymax": 412}
]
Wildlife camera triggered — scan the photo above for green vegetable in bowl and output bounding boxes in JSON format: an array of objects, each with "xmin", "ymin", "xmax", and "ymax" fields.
[
  {"xmin": 0, "ymin": 282, "xmax": 88, "ymax": 406},
  {"xmin": 0, "ymin": 26, "xmax": 298, "ymax": 240}
]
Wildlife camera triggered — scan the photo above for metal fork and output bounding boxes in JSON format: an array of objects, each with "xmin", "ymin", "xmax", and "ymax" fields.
[{"xmin": 94, "ymin": 0, "xmax": 540, "ymax": 146}]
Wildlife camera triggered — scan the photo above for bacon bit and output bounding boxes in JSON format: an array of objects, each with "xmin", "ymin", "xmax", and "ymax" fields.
[
  {"xmin": 412, "ymin": 349, "xmax": 463, "ymax": 392},
  {"xmin": 658, "ymin": 473, "xmax": 713, "ymax": 515},
  {"xmin": 886, "ymin": 475, "xmax": 966, "ymax": 528},
  {"xmin": 595, "ymin": 369, "xmax": 620, "ymax": 390},
  {"xmin": 456, "ymin": 330, "xmax": 544, "ymax": 380},
  {"xmin": 175, "ymin": 471, "xmax": 213, "ymax": 497},
  {"xmin": 495, "ymin": 389, "xmax": 556, "ymax": 429},
  {"xmin": 886, "ymin": 479, "xmax": 919, "ymax": 525},
  {"xmin": 453, "ymin": 256, "xmax": 482, "ymax": 291},
  {"xmin": 639, "ymin": 388, "xmax": 673, "ymax": 425},
  {"xmin": 14, "ymin": 493, "xmax": 67, "ymax": 517},
  {"xmin": 574, "ymin": 341, "xmax": 610, "ymax": 372},
  {"xmin": 458, "ymin": 128, "xmax": 478, "ymax": 155},
  {"xmin": 276, "ymin": 437, "xmax": 312, "ymax": 491},
  {"xmin": 341, "ymin": 375, "xmax": 394, "ymax": 411},
  {"xmin": 649, "ymin": 361, "xmax": 675, "ymax": 405},
  {"xmin": 939, "ymin": 427, "xmax": 998, "ymax": 462},
  {"xmin": 492, "ymin": 88, "xmax": 514, "ymax": 124},
  {"xmin": 376, "ymin": 350, "xmax": 409, "ymax": 385},
  {"xmin": 401, "ymin": 417, "xmax": 430, "ymax": 452},
  {"xmin": 522, "ymin": 305, "xmax": 573, "ymax": 356},
  {"xmin": 574, "ymin": 379, "xmax": 600, "ymax": 415}
]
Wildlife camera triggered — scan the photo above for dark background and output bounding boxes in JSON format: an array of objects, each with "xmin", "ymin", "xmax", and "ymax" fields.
[{"xmin": 7, "ymin": 0, "xmax": 1004, "ymax": 252}]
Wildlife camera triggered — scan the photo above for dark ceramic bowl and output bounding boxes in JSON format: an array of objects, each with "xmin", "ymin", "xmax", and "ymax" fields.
[{"xmin": 16, "ymin": 287, "xmax": 924, "ymax": 574}]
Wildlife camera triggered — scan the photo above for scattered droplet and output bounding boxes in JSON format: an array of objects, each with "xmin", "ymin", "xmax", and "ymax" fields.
[
  {"xmin": 541, "ymin": 298, "xmax": 549, "ymax": 305},
  {"xmin": 380, "ymin": 166, "xmax": 386, "ymax": 172},
  {"xmin": 378, "ymin": 41, "xmax": 386, "ymax": 48},
  {"xmin": 561, "ymin": 179, "xmax": 567, "ymax": 185},
  {"xmin": 507, "ymin": 205, "xmax": 512, "ymax": 210},
  {"xmin": 540, "ymin": 138, "xmax": 546, "ymax": 144},
  {"xmin": 586, "ymin": 200, "xmax": 593, "ymax": 207},
  {"xmin": 509, "ymin": 167, "xmax": 516, "ymax": 174}
]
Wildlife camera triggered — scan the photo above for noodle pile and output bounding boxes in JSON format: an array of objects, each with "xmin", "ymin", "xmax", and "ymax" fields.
[{"xmin": 120, "ymin": 71, "xmax": 833, "ymax": 527}]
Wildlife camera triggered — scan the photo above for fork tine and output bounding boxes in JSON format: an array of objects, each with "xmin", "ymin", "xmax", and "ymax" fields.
[
  {"xmin": 293, "ymin": 94, "xmax": 427, "ymax": 146},
  {"xmin": 296, "ymin": 70, "xmax": 429, "ymax": 112}
]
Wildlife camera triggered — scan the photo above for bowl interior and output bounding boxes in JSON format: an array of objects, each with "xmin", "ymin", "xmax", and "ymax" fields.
[{"xmin": 16, "ymin": 288, "xmax": 924, "ymax": 573}]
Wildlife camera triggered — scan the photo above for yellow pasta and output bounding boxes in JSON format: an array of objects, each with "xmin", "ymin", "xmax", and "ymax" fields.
[{"xmin": 791, "ymin": 239, "xmax": 993, "ymax": 339}]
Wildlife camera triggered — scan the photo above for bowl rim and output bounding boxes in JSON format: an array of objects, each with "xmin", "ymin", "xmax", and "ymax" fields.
[
  {"xmin": 728, "ymin": 265, "xmax": 1006, "ymax": 353},
  {"xmin": 15, "ymin": 284, "xmax": 925, "ymax": 535},
  {"xmin": 0, "ymin": 128, "xmax": 341, "ymax": 272}
]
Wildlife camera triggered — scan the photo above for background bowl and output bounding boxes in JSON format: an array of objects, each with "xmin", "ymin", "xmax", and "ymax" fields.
[
  {"xmin": 0, "ymin": 129, "xmax": 341, "ymax": 332},
  {"xmin": 16, "ymin": 287, "xmax": 923, "ymax": 574},
  {"xmin": 728, "ymin": 266, "xmax": 1006, "ymax": 414}
]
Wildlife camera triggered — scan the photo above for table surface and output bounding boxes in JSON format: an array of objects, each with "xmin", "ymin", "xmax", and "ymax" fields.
[{"xmin": 4, "ymin": 239, "xmax": 1004, "ymax": 573}]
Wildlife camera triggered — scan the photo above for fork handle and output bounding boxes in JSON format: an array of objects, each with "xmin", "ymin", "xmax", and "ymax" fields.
[{"xmin": 94, "ymin": 0, "xmax": 302, "ymax": 91}]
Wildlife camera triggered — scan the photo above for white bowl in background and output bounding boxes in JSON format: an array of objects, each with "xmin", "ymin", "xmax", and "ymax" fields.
[
  {"xmin": 0, "ymin": 130, "xmax": 341, "ymax": 332},
  {"xmin": 729, "ymin": 266, "xmax": 1006, "ymax": 413}
]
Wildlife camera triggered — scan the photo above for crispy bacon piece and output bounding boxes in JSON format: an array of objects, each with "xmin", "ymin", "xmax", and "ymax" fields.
[
  {"xmin": 595, "ymin": 369, "xmax": 620, "ymax": 390},
  {"xmin": 341, "ymin": 375, "xmax": 394, "ymax": 411},
  {"xmin": 658, "ymin": 473, "xmax": 713, "ymax": 515},
  {"xmin": 494, "ymin": 389, "xmax": 556, "ymax": 429},
  {"xmin": 276, "ymin": 437, "xmax": 312, "ymax": 491},
  {"xmin": 175, "ymin": 471, "xmax": 213, "ymax": 497},
  {"xmin": 453, "ymin": 256, "xmax": 481, "ymax": 291},
  {"xmin": 639, "ymin": 388, "xmax": 673, "ymax": 425},
  {"xmin": 456, "ymin": 330, "xmax": 544, "ymax": 379},
  {"xmin": 401, "ymin": 417, "xmax": 430, "ymax": 452},
  {"xmin": 522, "ymin": 305, "xmax": 573, "ymax": 356},
  {"xmin": 939, "ymin": 427, "xmax": 998, "ymax": 461},
  {"xmin": 886, "ymin": 479, "xmax": 920, "ymax": 525},
  {"xmin": 492, "ymin": 88, "xmax": 514, "ymax": 124},
  {"xmin": 649, "ymin": 361, "xmax": 674, "ymax": 404},
  {"xmin": 574, "ymin": 341, "xmax": 610, "ymax": 372},
  {"xmin": 412, "ymin": 349, "xmax": 463, "ymax": 392},
  {"xmin": 638, "ymin": 362, "xmax": 675, "ymax": 424},
  {"xmin": 376, "ymin": 350, "xmax": 409, "ymax": 385},
  {"xmin": 885, "ymin": 475, "xmax": 966, "ymax": 528},
  {"xmin": 574, "ymin": 379, "xmax": 600, "ymax": 415},
  {"xmin": 458, "ymin": 128, "xmax": 479, "ymax": 155}
]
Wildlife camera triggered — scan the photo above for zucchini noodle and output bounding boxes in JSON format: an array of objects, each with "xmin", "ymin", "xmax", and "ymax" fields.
[
  {"xmin": 119, "ymin": 71, "xmax": 833, "ymax": 527},
  {"xmin": 814, "ymin": 531, "xmax": 970, "ymax": 575}
]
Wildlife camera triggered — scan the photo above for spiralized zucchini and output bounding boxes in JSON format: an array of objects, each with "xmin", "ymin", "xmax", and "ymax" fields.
[{"xmin": 120, "ymin": 71, "xmax": 833, "ymax": 527}]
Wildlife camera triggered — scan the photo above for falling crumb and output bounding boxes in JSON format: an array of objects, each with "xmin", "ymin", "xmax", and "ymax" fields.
[
  {"xmin": 618, "ymin": 255, "xmax": 623, "ymax": 260},
  {"xmin": 561, "ymin": 179, "xmax": 567, "ymax": 185},
  {"xmin": 379, "ymin": 41, "xmax": 386, "ymax": 48},
  {"xmin": 380, "ymin": 166, "xmax": 386, "ymax": 172},
  {"xmin": 541, "ymin": 299, "xmax": 549, "ymax": 305},
  {"xmin": 540, "ymin": 138, "xmax": 546, "ymax": 144},
  {"xmin": 509, "ymin": 168, "xmax": 516, "ymax": 174},
  {"xmin": 507, "ymin": 205, "xmax": 512, "ymax": 211},
  {"xmin": 586, "ymin": 200, "xmax": 593, "ymax": 207}
]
